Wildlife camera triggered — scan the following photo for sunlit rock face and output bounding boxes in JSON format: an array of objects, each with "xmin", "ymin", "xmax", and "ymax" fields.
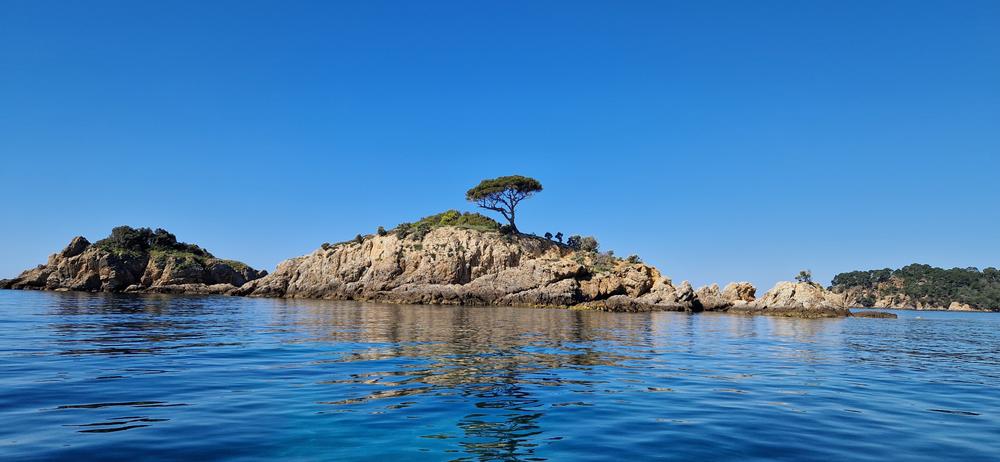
[{"xmin": 236, "ymin": 227, "xmax": 775, "ymax": 314}]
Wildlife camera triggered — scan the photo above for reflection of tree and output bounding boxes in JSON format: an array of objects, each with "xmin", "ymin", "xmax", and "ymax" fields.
[{"xmin": 282, "ymin": 300, "xmax": 653, "ymax": 461}]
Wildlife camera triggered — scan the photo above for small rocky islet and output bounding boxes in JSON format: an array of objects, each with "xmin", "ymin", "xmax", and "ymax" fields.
[
  {"xmin": 2, "ymin": 219, "xmax": 893, "ymax": 319},
  {"xmin": 0, "ymin": 226, "xmax": 267, "ymax": 296}
]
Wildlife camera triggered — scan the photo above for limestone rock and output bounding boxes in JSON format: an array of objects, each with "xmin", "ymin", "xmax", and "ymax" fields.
[
  {"xmin": 947, "ymin": 301, "xmax": 977, "ymax": 311},
  {"xmin": 695, "ymin": 283, "xmax": 731, "ymax": 311},
  {"xmin": 754, "ymin": 281, "xmax": 846, "ymax": 310},
  {"xmin": 236, "ymin": 227, "xmax": 691, "ymax": 312},
  {"xmin": 722, "ymin": 282, "xmax": 756, "ymax": 302}
]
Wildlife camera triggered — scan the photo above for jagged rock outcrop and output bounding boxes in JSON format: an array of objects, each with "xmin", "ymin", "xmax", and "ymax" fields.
[
  {"xmin": 0, "ymin": 227, "xmax": 265, "ymax": 294},
  {"xmin": 722, "ymin": 282, "xmax": 756, "ymax": 303},
  {"xmin": 3, "ymin": 224, "xmax": 884, "ymax": 319},
  {"xmin": 754, "ymin": 281, "xmax": 846, "ymax": 309},
  {"xmin": 234, "ymin": 227, "xmax": 687, "ymax": 309},
  {"xmin": 727, "ymin": 281, "xmax": 851, "ymax": 318},
  {"xmin": 232, "ymin": 226, "xmax": 796, "ymax": 314}
]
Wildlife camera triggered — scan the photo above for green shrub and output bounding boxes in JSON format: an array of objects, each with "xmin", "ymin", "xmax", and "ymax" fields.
[
  {"xmin": 795, "ymin": 270, "xmax": 813, "ymax": 283},
  {"xmin": 95, "ymin": 226, "xmax": 213, "ymax": 258},
  {"xmin": 376, "ymin": 226, "xmax": 387, "ymax": 236},
  {"xmin": 567, "ymin": 235, "xmax": 599, "ymax": 252},
  {"xmin": 391, "ymin": 210, "xmax": 500, "ymax": 240}
]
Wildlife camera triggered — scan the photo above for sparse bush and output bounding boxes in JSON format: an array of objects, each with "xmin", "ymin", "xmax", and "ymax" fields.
[
  {"xmin": 795, "ymin": 269, "xmax": 813, "ymax": 283},
  {"xmin": 354, "ymin": 234, "xmax": 364, "ymax": 244},
  {"xmin": 626, "ymin": 254, "xmax": 642, "ymax": 264},
  {"xmin": 544, "ymin": 232, "xmax": 553, "ymax": 240},
  {"xmin": 555, "ymin": 232, "xmax": 563, "ymax": 244},
  {"xmin": 499, "ymin": 224, "xmax": 515, "ymax": 235},
  {"xmin": 321, "ymin": 242, "xmax": 331, "ymax": 250},
  {"xmin": 376, "ymin": 226, "xmax": 387, "ymax": 236},
  {"xmin": 579, "ymin": 236, "xmax": 599, "ymax": 252},
  {"xmin": 591, "ymin": 251, "xmax": 617, "ymax": 273},
  {"xmin": 391, "ymin": 210, "xmax": 500, "ymax": 241},
  {"xmin": 566, "ymin": 235, "xmax": 581, "ymax": 249}
]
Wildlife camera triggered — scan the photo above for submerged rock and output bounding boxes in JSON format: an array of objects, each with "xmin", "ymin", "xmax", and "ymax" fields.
[{"xmin": 851, "ymin": 310, "xmax": 898, "ymax": 319}]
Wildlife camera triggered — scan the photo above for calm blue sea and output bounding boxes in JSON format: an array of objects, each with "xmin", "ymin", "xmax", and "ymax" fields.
[{"xmin": 0, "ymin": 290, "xmax": 997, "ymax": 461}]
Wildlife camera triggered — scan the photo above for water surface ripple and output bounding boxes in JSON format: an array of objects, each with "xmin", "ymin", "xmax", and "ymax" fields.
[{"xmin": 0, "ymin": 291, "xmax": 997, "ymax": 461}]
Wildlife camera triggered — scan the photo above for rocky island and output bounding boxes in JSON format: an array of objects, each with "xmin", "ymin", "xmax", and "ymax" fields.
[
  {"xmin": 2, "ymin": 215, "xmax": 876, "ymax": 318},
  {"xmin": 0, "ymin": 226, "xmax": 266, "ymax": 295},
  {"xmin": 0, "ymin": 176, "xmax": 911, "ymax": 318}
]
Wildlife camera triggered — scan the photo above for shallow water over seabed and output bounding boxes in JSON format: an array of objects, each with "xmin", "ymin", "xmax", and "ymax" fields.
[{"xmin": 0, "ymin": 290, "xmax": 998, "ymax": 461}]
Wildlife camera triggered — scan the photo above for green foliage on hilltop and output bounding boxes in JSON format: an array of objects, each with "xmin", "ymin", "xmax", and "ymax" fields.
[
  {"xmin": 95, "ymin": 226, "xmax": 213, "ymax": 259},
  {"xmin": 831, "ymin": 264, "xmax": 1000, "ymax": 310},
  {"xmin": 394, "ymin": 210, "xmax": 500, "ymax": 240}
]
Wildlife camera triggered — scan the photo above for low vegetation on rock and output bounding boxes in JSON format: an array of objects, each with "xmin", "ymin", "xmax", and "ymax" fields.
[
  {"xmin": 95, "ymin": 226, "xmax": 212, "ymax": 259},
  {"xmin": 394, "ymin": 210, "xmax": 500, "ymax": 240}
]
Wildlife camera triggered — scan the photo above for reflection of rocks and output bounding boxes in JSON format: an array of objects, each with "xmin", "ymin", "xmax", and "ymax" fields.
[{"xmin": 730, "ymin": 305, "xmax": 852, "ymax": 318}]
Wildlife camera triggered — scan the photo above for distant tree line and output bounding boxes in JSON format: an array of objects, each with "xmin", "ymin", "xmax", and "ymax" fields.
[{"xmin": 830, "ymin": 264, "xmax": 1000, "ymax": 310}]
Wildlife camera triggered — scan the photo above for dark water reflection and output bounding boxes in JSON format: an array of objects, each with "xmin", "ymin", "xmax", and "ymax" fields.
[{"xmin": 1, "ymin": 291, "xmax": 998, "ymax": 461}]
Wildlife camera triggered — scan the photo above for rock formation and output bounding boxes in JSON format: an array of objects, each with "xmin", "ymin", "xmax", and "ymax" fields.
[
  {"xmin": 232, "ymin": 225, "xmax": 861, "ymax": 317},
  {"xmin": 2, "ymin": 223, "xmax": 893, "ymax": 318},
  {"xmin": 235, "ymin": 227, "xmax": 685, "ymax": 308},
  {"xmin": 0, "ymin": 227, "xmax": 265, "ymax": 294},
  {"xmin": 729, "ymin": 281, "xmax": 851, "ymax": 318}
]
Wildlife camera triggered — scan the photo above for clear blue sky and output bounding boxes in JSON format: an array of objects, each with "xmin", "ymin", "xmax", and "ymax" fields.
[{"xmin": 2, "ymin": 1, "xmax": 998, "ymax": 290}]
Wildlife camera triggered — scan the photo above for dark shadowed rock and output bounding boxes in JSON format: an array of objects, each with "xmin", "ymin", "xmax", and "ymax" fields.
[{"xmin": 851, "ymin": 310, "xmax": 898, "ymax": 319}]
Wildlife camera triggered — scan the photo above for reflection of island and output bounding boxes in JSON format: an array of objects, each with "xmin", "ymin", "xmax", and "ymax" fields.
[
  {"xmin": 28, "ymin": 292, "xmax": 858, "ymax": 460},
  {"xmin": 275, "ymin": 300, "xmax": 662, "ymax": 460},
  {"xmin": 47, "ymin": 291, "xmax": 248, "ymax": 356}
]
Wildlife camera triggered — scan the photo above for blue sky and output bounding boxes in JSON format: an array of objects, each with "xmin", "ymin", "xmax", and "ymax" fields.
[{"xmin": 1, "ymin": 1, "xmax": 998, "ymax": 290}]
